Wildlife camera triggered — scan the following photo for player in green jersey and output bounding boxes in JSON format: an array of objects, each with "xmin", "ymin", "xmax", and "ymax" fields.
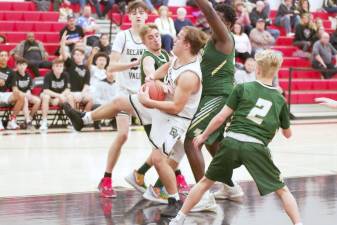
[
  {"xmin": 184, "ymin": 0, "xmax": 243, "ymax": 200},
  {"xmin": 169, "ymin": 49, "xmax": 303, "ymax": 225}
]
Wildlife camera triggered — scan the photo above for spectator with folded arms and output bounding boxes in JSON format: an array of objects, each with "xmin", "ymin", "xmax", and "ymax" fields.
[{"xmin": 249, "ymin": 18, "xmax": 275, "ymax": 54}]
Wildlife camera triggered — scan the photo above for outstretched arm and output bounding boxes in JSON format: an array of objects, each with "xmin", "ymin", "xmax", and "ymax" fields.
[{"xmin": 315, "ymin": 97, "xmax": 337, "ymax": 108}]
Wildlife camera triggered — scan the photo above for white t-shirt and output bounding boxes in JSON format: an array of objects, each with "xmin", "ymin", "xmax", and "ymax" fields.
[
  {"xmin": 233, "ymin": 33, "xmax": 252, "ymax": 54},
  {"xmin": 111, "ymin": 29, "xmax": 146, "ymax": 94},
  {"xmin": 234, "ymin": 69, "xmax": 256, "ymax": 85},
  {"xmin": 90, "ymin": 65, "xmax": 106, "ymax": 83}
]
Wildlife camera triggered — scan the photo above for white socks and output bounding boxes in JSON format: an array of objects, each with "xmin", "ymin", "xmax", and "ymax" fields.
[
  {"xmin": 168, "ymin": 192, "xmax": 180, "ymax": 201},
  {"xmin": 82, "ymin": 112, "xmax": 93, "ymax": 125},
  {"xmin": 295, "ymin": 223, "xmax": 303, "ymax": 225}
]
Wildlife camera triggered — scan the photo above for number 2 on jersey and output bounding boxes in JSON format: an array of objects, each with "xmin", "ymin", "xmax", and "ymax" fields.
[{"xmin": 247, "ymin": 98, "xmax": 272, "ymax": 125}]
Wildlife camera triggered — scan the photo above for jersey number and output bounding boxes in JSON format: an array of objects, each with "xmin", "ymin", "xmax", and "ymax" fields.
[{"xmin": 247, "ymin": 98, "xmax": 272, "ymax": 125}]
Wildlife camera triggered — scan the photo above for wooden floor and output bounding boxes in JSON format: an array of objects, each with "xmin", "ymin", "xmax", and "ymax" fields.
[{"xmin": 0, "ymin": 119, "xmax": 337, "ymax": 224}]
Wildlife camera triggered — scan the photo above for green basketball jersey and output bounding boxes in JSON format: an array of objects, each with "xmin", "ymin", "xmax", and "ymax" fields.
[
  {"xmin": 226, "ymin": 81, "xmax": 290, "ymax": 145},
  {"xmin": 201, "ymin": 39, "xmax": 235, "ymax": 96},
  {"xmin": 140, "ymin": 49, "xmax": 170, "ymax": 84}
]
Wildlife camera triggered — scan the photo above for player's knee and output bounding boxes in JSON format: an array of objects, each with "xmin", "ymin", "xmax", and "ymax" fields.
[
  {"xmin": 41, "ymin": 94, "xmax": 50, "ymax": 102},
  {"xmin": 116, "ymin": 131, "xmax": 128, "ymax": 143},
  {"xmin": 275, "ymin": 186, "xmax": 289, "ymax": 197},
  {"xmin": 151, "ymin": 151, "xmax": 164, "ymax": 167}
]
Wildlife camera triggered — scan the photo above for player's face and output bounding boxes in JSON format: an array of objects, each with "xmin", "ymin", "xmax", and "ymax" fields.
[
  {"xmin": 0, "ymin": 51, "xmax": 9, "ymax": 65},
  {"xmin": 144, "ymin": 28, "xmax": 161, "ymax": 51},
  {"xmin": 172, "ymin": 30, "xmax": 188, "ymax": 56},
  {"xmin": 17, "ymin": 63, "xmax": 28, "ymax": 74},
  {"xmin": 52, "ymin": 63, "xmax": 64, "ymax": 76},
  {"xmin": 128, "ymin": 8, "xmax": 148, "ymax": 26},
  {"xmin": 245, "ymin": 60, "xmax": 256, "ymax": 73},
  {"xmin": 96, "ymin": 57, "xmax": 107, "ymax": 69},
  {"xmin": 73, "ymin": 50, "xmax": 85, "ymax": 65}
]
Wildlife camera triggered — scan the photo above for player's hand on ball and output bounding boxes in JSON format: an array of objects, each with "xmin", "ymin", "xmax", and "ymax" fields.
[
  {"xmin": 138, "ymin": 86, "xmax": 152, "ymax": 107},
  {"xmin": 315, "ymin": 97, "xmax": 337, "ymax": 108},
  {"xmin": 193, "ymin": 134, "xmax": 207, "ymax": 150}
]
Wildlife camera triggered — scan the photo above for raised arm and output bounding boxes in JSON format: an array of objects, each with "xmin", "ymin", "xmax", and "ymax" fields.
[{"xmin": 60, "ymin": 31, "xmax": 70, "ymax": 61}]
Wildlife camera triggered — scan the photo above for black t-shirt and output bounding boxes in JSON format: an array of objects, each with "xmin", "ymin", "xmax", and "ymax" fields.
[
  {"xmin": 0, "ymin": 67, "xmax": 14, "ymax": 92},
  {"xmin": 65, "ymin": 58, "xmax": 90, "ymax": 92},
  {"xmin": 13, "ymin": 72, "xmax": 33, "ymax": 93},
  {"xmin": 23, "ymin": 41, "xmax": 42, "ymax": 61},
  {"xmin": 60, "ymin": 25, "xmax": 84, "ymax": 50},
  {"xmin": 43, "ymin": 71, "xmax": 69, "ymax": 93}
]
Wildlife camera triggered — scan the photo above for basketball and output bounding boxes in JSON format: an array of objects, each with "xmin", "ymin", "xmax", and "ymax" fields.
[{"xmin": 142, "ymin": 81, "xmax": 166, "ymax": 101}]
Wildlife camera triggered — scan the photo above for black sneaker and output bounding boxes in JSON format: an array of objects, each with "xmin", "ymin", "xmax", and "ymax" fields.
[
  {"xmin": 160, "ymin": 198, "xmax": 182, "ymax": 217},
  {"xmin": 63, "ymin": 103, "xmax": 84, "ymax": 131}
]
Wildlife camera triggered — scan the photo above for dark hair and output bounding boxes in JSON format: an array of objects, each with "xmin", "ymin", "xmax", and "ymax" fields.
[
  {"xmin": 232, "ymin": 22, "xmax": 243, "ymax": 35},
  {"xmin": 71, "ymin": 48, "xmax": 85, "ymax": 56},
  {"xmin": 93, "ymin": 52, "xmax": 110, "ymax": 69},
  {"xmin": 214, "ymin": 3, "xmax": 237, "ymax": 29},
  {"xmin": 100, "ymin": 33, "xmax": 108, "ymax": 39},
  {"xmin": 127, "ymin": 0, "xmax": 148, "ymax": 13},
  {"xmin": 16, "ymin": 57, "xmax": 28, "ymax": 65},
  {"xmin": 52, "ymin": 58, "xmax": 64, "ymax": 65}
]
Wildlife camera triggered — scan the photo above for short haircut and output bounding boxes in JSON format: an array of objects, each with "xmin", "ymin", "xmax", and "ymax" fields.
[
  {"xmin": 177, "ymin": 7, "xmax": 187, "ymax": 16},
  {"xmin": 52, "ymin": 58, "xmax": 64, "ymax": 65},
  {"xmin": 255, "ymin": 50, "xmax": 283, "ymax": 78},
  {"xmin": 139, "ymin": 23, "xmax": 159, "ymax": 42},
  {"xmin": 71, "ymin": 48, "xmax": 85, "ymax": 56},
  {"xmin": 181, "ymin": 26, "xmax": 208, "ymax": 55},
  {"xmin": 215, "ymin": 3, "xmax": 237, "ymax": 29},
  {"xmin": 16, "ymin": 57, "xmax": 28, "ymax": 65},
  {"xmin": 127, "ymin": 0, "xmax": 148, "ymax": 13},
  {"xmin": 93, "ymin": 52, "xmax": 110, "ymax": 69}
]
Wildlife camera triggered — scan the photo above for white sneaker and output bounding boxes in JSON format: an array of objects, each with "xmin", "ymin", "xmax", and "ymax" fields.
[
  {"xmin": 143, "ymin": 185, "xmax": 168, "ymax": 204},
  {"xmin": 169, "ymin": 215, "xmax": 185, "ymax": 225},
  {"xmin": 190, "ymin": 192, "xmax": 217, "ymax": 213},
  {"xmin": 7, "ymin": 120, "xmax": 19, "ymax": 130},
  {"xmin": 213, "ymin": 183, "xmax": 244, "ymax": 201},
  {"xmin": 125, "ymin": 170, "xmax": 147, "ymax": 193},
  {"xmin": 39, "ymin": 120, "xmax": 48, "ymax": 131},
  {"xmin": 0, "ymin": 120, "xmax": 4, "ymax": 131}
]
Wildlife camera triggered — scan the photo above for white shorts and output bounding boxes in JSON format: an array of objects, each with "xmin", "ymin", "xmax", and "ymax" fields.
[
  {"xmin": 117, "ymin": 85, "xmax": 137, "ymax": 97},
  {"xmin": 0, "ymin": 92, "xmax": 12, "ymax": 104},
  {"xmin": 129, "ymin": 94, "xmax": 190, "ymax": 162}
]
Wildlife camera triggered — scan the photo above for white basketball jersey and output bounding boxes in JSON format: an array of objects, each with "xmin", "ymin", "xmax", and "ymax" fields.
[
  {"xmin": 112, "ymin": 29, "xmax": 146, "ymax": 93},
  {"xmin": 164, "ymin": 57, "xmax": 202, "ymax": 119}
]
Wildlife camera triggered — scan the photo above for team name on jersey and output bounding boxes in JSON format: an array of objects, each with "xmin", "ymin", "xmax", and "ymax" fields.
[
  {"xmin": 18, "ymin": 79, "xmax": 30, "ymax": 88},
  {"xmin": 51, "ymin": 80, "xmax": 65, "ymax": 89},
  {"xmin": 126, "ymin": 49, "xmax": 144, "ymax": 56},
  {"xmin": 75, "ymin": 67, "xmax": 86, "ymax": 77},
  {"xmin": 0, "ymin": 72, "xmax": 9, "ymax": 80}
]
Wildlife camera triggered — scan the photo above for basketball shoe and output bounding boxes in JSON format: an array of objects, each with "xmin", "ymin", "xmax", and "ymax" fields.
[
  {"xmin": 213, "ymin": 182, "xmax": 244, "ymax": 201},
  {"xmin": 98, "ymin": 177, "xmax": 117, "ymax": 198},
  {"xmin": 125, "ymin": 170, "xmax": 147, "ymax": 193}
]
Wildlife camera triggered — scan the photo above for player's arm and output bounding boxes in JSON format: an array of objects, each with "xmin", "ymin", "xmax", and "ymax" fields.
[
  {"xmin": 142, "ymin": 56, "xmax": 156, "ymax": 80},
  {"xmin": 193, "ymin": 105, "xmax": 233, "ymax": 148},
  {"xmin": 138, "ymin": 71, "xmax": 199, "ymax": 114},
  {"xmin": 60, "ymin": 31, "xmax": 70, "ymax": 61},
  {"xmin": 282, "ymin": 128, "xmax": 292, "ymax": 139},
  {"xmin": 315, "ymin": 97, "xmax": 337, "ymax": 108},
  {"xmin": 108, "ymin": 51, "xmax": 140, "ymax": 72},
  {"xmin": 150, "ymin": 62, "xmax": 170, "ymax": 80},
  {"xmin": 194, "ymin": 0, "xmax": 233, "ymax": 48}
]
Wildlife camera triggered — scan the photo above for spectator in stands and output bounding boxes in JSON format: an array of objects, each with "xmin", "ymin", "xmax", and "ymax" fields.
[
  {"xmin": 60, "ymin": 14, "xmax": 85, "ymax": 53},
  {"xmin": 155, "ymin": 6, "xmax": 176, "ymax": 53},
  {"xmin": 0, "ymin": 34, "xmax": 6, "ymax": 44},
  {"xmin": 249, "ymin": 1, "xmax": 280, "ymax": 39},
  {"xmin": 174, "ymin": 7, "xmax": 193, "ymax": 34},
  {"xmin": 235, "ymin": 1, "xmax": 252, "ymax": 34},
  {"xmin": 249, "ymin": 18, "xmax": 275, "ymax": 54},
  {"xmin": 274, "ymin": 0, "xmax": 300, "ymax": 36},
  {"xmin": 92, "ymin": 0, "xmax": 115, "ymax": 19},
  {"xmin": 293, "ymin": 13, "xmax": 317, "ymax": 57},
  {"xmin": 144, "ymin": 0, "xmax": 169, "ymax": 15},
  {"xmin": 194, "ymin": 10, "xmax": 211, "ymax": 34},
  {"xmin": 87, "ymin": 48, "xmax": 117, "ymax": 105},
  {"xmin": 247, "ymin": 0, "xmax": 270, "ymax": 15},
  {"xmin": 95, "ymin": 34, "xmax": 112, "ymax": 55},
  {"xmin": 64, "ymin": 0, "xmax": 87, "ymax": 13},
  {"xmin": 330, "ymin": 28, "xmax": 337, "ymax": 50},
  {"xmin": 234, "ymin": 57, "xmax": 256, "ymax": 84},
  {"xmin": 60, "ymin": 32, "xmax": 93, "ymax": 112},
  {"xmin": 0, "ymin": 51, "xmax": 24, "ymax": 130},
  {"xmin": 10, "ymin": 33, "xmax": 52, "ymax": 78},
  {"xmin": 314, "ymin": 18, "xmax": 325, "ymax": 38},
  {"xmin": 323, "ymin": 0, "xmax": 337, "ymax": 13},
  {"xmin": 77, "ymin": 6, "xmax": 99, "ymax": 46},
  {"xmin": 312, "ymin": 32, "xmax": 337, "ymax": 79},
  {"xmin": 232, "ymin": 23, "xmax": 252, "ymax": 62},
  {"xmin": 40, "ymin": 58, "xmax": 73, "ymax": 131},
  {"xmin": 296, "ymin": 0, "xmax": 310, "ymax": 15},
  {"xmin": 12, "ymin": 58, "xmax": 41, "ymax": 130}
]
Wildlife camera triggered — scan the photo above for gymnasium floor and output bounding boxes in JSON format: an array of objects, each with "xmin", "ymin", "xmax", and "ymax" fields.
[{"xmin": 0, "ymin": 119, "xmax": 336, "ymax": 224}]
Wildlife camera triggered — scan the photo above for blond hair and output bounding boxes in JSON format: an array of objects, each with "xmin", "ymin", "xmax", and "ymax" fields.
[
  {"xmin": 139, "ymin": 23, "xmax": 158, "ymax": 42},
  {"xmin": 182, "ymin": 26, "xmax": 209, "ymax": 55},
  {"xmin": 255, "ymin": 50, "xmax": 283, "ymax": 78}
]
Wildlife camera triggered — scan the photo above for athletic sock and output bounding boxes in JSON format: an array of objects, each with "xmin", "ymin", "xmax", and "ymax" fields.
[
  {"xmin": 174, "ymin": 169, "xmax": 182, "ymax": 176},
  {"xmin": 82, "ymin": 112, "xmax": 93, "ymax": 125},
  {"xmin": 176, "ymin": 211, "xmax": 186, "ymax": 219},
  {"xmin": 137, "ymin": 162, "xmax": 151, "ymax": 175},
  {"xmin": 154, "ymin": 179, "xmax": 163, "ymax": 188},
  {"xmin": 168, "ymin": 192, "xmax": 180, "ymax": 201},
  {"xmin": 294, "ymin": 223, "xmax": 303, "ymax": 225},
  {"xmin": 104, "ymin": 172, "xmax": 112, "ymax": 178}
]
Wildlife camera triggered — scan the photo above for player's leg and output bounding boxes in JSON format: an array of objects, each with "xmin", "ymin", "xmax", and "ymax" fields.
[
  {"xmin": 28, "ymin": 94, "xmax": 41, "ymax": 119},
  {"xmin": 40, "ymin": 93, "xmax": 51, "ymax": 130},
  {"xmin": 22, "ymin": 94, "xmax": 31, "ymax": 124},
  {"xmin": 82, "ymin": 93, "xmax": 93, "ymax": 112},
  {"xmin": 6, "ymin": 92, "xmax": 24, "ymax": 129}
]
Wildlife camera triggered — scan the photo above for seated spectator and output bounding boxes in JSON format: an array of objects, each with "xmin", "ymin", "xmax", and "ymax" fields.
[
  {"xmin": 40, "ymin": 59, "xmax": 73, "ymax": 131},
  {"xmin": 155, "ymin": 6, "xmax": 176, "ymax": 53},
  {"xmin": 174, "ymin": 7, "xmax": 193, "ymax": 34},
  {"xmin": 293, "ymin": 13, "xmax": 317, "ymax": 57},
  {"xmin": 92, "ymin": 0, "xmax": 115, "ymax": 19},
  {"xmin": 0, "ymin": 51, "xmax": 24, "ymax": 130},
  {"xmin": 312, "ymin": 32, "xmax": 337, "ymax": 79},
  {"xmin": 314, "ymin": 18, "xmax": 325, "ymax": 38},
  {"xmin": 249, "ymin": 1, "xmax": 280, "ymax": 39},
  {"xmin": 296, "ymin": 0, "xmax": 310, "ymax": 15},
  {"xmin": 10, "ymin": 32, "xmax": 52, "ymax": 77},
  {"xmin": 235, "ymin": 1, "xmax": 252, "ymax": 34},
  {"xmin": 60, "ymin": 14, "xmax": 85, "ymax": 53},
  {"xmin": 64, "ymin": 0, "xmax": 86, "ymax": 13},
  {"xmin": 249, "ymin": 18, "xmax": 275, "ymax": 54},
  {"xmin": 322, "ymin": 0, "xmax": 337, "ymax": 13},
  {"xmin": 143, "ymin": 0, "xmax": 168, "ymax": 15},
  {"xmin": 274, "ymin": 0, "xmax": 300, "ymax": 36},
  {"xmin": 33, "ymin": 0, "xmax": 51, "ymax": 11},
  {"xmin": 87, "ymin": 49, "xmax": 117, "ymax": 105},
  {"xmin": 330, "ymin": 28, "xmax": 337, "ymax": 50},
  {"xmin": 12, "ymin": 58, "xmax": 41, "ymax": 129},
  {"xmin": 60, "ymin": 32, "xmax": 93, "ymax": 112},
  {"xmin": 0, "ymin": 34, "xmax": 6, "ymax": 44},
  {"xmin": 194, "ymin": 10, "xmax": 211, "ymax": 34},
  {"xmin": 232, "ymin": 23, "xmax": 252, "ymax": 62},
  {"xmin": 234, "ymin": 57, "xmax": 256, "ymax": 84},
  {"xmin": 95, "ymin": 34, "xmax": 112, "ymax": 55},
  {"xmin": 77, "ymin": 5, "xmax": 99, "ymax": 46}
]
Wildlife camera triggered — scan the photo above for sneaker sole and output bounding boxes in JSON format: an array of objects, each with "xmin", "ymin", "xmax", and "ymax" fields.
[
  {"xmin": 143, "ymin": 189, "xmax": 168, "ymax": 204},
  {"xmin": 125, "ymin": 173, "xmax": 146, "ymax": 193},
  {"xmin": 63, "ymin": 103, "xmax": 84, "ymax": 131},
  {"xmin": 190, "ymin": 204, "xmax": 218, "ymax": 213}
]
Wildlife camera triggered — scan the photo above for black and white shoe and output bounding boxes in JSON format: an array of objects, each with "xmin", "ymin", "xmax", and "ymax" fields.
[
  {"xmin": 62, "ymin": 103, "xmax": 84, "ymax": 131},
  {"xmin": 160, "ymin": 199, "xmax": 182, "ymax": 217}
]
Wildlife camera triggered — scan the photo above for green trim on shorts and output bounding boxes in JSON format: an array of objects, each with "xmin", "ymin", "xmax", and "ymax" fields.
[
  {"xmin": 186, "ymin": 95, "xmax": 228, "ymax": 145},
  {"xmin": 205, "ymin": 137, "xmax": 285, "ymax": 196}
]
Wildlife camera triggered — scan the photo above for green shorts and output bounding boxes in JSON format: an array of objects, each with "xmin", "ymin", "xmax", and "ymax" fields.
[
  {"xmin": 186, "ymin": 95, "xmax": 228, "ymax": 145},
  {"xmin": 205, "ymin": 137, "xmax": 285, "ymax": 196}
]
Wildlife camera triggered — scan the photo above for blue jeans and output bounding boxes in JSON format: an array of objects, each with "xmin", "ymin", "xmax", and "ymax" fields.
[
  {"xmin": 92, "ymin": 0, "xmax": 115, "ymax": 17},
  {"xmin": 161, "ymin": 34, "xmax": 173, "ymax": 53},
  {"xmin": 267, "ymin": 29, "xmax": 280, "ymax": 40},
  {"xmin": 69, "ymin": 0, "xmax": 86, "ymax": 9},
  {"xmin": 324, "ymin": 6, "xmax": 337, "ymax": 13},
  {"xmin": 143, "ymin": 0, "xmax": 168, "ymax": 11},
  {"xmin": 274, "ymin": 15, "xmax": 300, "ymax": 34}
]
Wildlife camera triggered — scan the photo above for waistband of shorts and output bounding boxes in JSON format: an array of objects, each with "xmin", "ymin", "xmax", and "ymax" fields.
[{"xmin": 226, "ymin": 132, "xmax": 264, "ymax": 145}]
